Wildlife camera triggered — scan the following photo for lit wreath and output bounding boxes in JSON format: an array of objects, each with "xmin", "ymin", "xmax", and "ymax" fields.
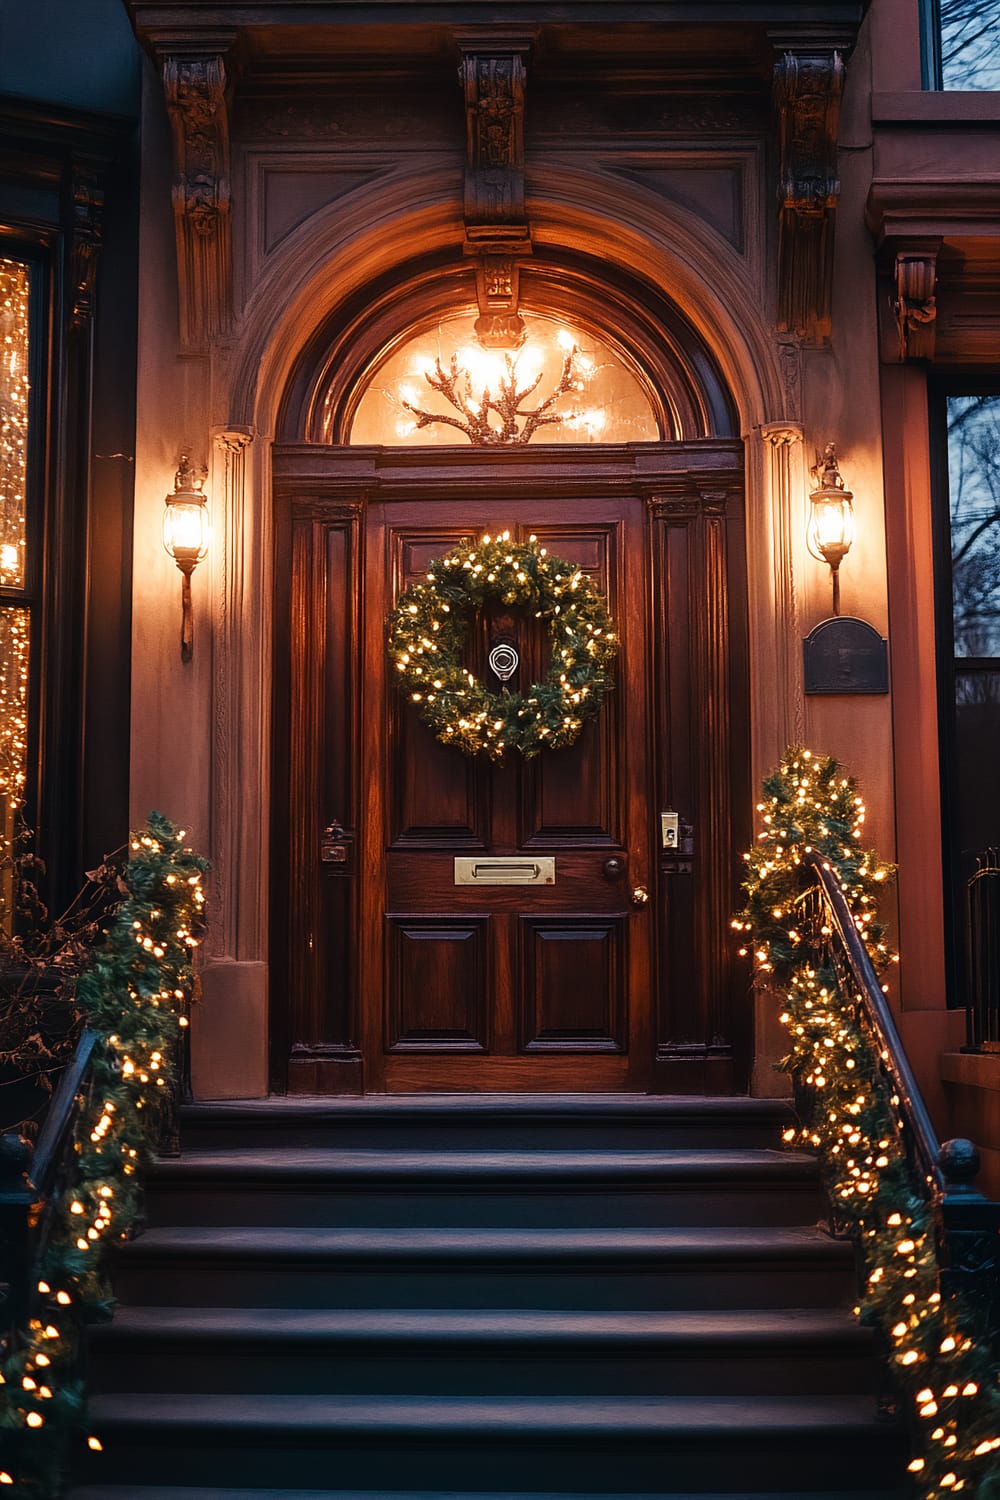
[{"xmin": 386, "ymin": 532, "xmax": 618, "ymax": 762}]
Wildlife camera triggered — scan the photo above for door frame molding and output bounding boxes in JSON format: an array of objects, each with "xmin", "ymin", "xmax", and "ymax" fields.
[{"xmin": 270, "ymin": 438, "xmax": 750, "ymax": 1094}]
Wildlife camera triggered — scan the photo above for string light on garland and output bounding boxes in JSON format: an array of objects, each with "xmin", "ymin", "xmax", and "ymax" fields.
[
  {"xmin": 386, "ymin": 532, "xmax": 618, "ymax": 762},
  {"xmin": 733, "ymin": 747, "xmax": 1000, "ymax": 1500},
  {"xmin": 0, "ymin": 813, "xmax": 208, "ymax": 1498}
]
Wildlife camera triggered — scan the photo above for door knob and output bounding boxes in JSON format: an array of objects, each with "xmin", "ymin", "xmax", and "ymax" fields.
[
  {"xmin": 631, "ymin": 885, "xmax": 650, "ymax": 907},
  {"xmin": 603, "ymin": 857, "xmax": 625, "ymax": 880}
]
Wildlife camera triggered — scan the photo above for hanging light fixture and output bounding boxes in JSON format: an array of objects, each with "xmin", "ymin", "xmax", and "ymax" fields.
[
  {"xmin": 807, "ymin": 442, "xmax": 855, "ymax": 617},
  {"xmin": 162, "ymin": 453, "xmax": 209, "ymax": 663},
  {"xmin": 394, "ymin": 321, "xmax": 608, "ymax": 446}
]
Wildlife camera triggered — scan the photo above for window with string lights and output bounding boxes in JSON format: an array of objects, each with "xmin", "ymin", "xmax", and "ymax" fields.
[{"xmin": 0, "ymin": 255, "xmax": 34, "ymax": 935}]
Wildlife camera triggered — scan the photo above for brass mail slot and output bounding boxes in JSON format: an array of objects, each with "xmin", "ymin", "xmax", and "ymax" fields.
[{"xmin": 454, "ymin": 857, "xmax": 555, "ymax": 886}]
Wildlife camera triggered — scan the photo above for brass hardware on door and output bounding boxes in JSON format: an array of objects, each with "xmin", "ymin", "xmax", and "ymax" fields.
[
  {"xmin": 603, "ymin": 857, "xmax": 625, "ymax": 880},
  {"xmin": 320, "ymin": 819, "xmax": 355, "ymax": 875},
  {"xmin": 660, "ymin": 811, "xmax": 679, "ymax": 850},
  {"xmin": 631, "ymin": 885, "xmax": 650, "ymax": 907},
  {"xmin": 454, "ymin": 856, "xmax": 555, "ymax": 886}
]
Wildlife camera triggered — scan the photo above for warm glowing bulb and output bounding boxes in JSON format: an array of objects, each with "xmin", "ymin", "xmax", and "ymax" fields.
[{"xmin": 163, "ymin": 500, "xmax": 209, "ymax": 565}]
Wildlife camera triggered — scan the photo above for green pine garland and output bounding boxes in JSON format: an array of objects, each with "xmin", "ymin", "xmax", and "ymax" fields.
[
  {"xmin": 386, "ymin": 531, "xmax": 618, "ymax": 762},
  {"xmin": 0, "ymin": 812, "xmax": 208, "ymax": 1499},
  {"xmin": 734, "ymin": 748, "xmax": 1000, "ymax": 1498}
]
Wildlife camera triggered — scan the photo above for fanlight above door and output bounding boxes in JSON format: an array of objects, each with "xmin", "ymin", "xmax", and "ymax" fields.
[{"xmin": 349, "ymin": 312, "xmax": 660, "ymax": 446}]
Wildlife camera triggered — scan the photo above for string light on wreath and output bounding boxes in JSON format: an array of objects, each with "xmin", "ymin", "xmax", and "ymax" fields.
[
  {"xmin": 733, "ymin": 747, "xmax": 1000, "ymax": 1500},
  {"xmin": 386, "ymin": 532, "xmax": 618, "ymax": 761}
]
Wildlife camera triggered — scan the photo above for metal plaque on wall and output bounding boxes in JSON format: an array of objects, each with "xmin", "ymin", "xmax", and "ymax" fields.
[{"xmin": 803, "ymin": 616, "xmax": 889, "ymax": 695}]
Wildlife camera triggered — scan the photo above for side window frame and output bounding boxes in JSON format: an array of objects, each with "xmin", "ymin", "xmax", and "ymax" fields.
[{"xmin": 929, "ymin": 377, "xmax": 1000, "ymax": 1005}]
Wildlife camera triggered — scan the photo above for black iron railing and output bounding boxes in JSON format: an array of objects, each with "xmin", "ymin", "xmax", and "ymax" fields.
[
  {"xmin": 804, "ymin": 850, "xmax": 1000, "ymax": 1349},
  {"xmin": 968, "ymin": 849, "xmax": 1000, "ymax": 1053},
  {"xmin": 0, "ymin": 1027, "xmax": 97, "ymax": 1338}
]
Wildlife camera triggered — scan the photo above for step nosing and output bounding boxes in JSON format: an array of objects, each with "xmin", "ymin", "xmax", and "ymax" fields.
[
  {"xmin": 92, "ymin": 1307, "xmax": 871, "ymax": 1346},
  {"xmin": 87, "ymin": 1393, "xmax": 894, "ymax": 1435},
  {"xmin": 122, "ymin": 1226, "xmax": 846, "ymax": 1258}
]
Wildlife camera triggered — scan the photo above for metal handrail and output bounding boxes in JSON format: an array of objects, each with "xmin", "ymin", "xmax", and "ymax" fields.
[
  {"xmin": 803, "ymin": 849, "xmax": 944, "ymax": 1196},
  {"xmin": 29, "ymin": 1027, "xmax": 97, "ymax": 1197},
  {"xmin": 0, "ymin": 1026, "xmax": 98, "ymax": 1336}
]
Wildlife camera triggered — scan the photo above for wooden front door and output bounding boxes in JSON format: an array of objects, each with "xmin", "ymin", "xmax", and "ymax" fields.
[
  {"xmin": 272, "ymin": 445, "xmax": 750, "ymax": 1095},
  {"xmin": 368, "ymin": 495, "xmax": 650, "ymax": 1092}
]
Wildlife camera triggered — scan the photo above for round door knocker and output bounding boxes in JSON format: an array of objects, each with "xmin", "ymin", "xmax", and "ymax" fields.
[{"xmin": 488, "ymin": 642, "xmax": 519, "ymax": 683}]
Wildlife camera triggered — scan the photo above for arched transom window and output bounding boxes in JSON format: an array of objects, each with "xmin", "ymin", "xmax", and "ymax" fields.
[{"xmin": 349, "ymin": 311, "xmax": 660, "ymax": 446}]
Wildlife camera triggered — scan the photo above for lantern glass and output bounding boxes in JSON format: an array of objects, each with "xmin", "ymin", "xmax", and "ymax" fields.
[
  {"xmin": 807, "ymin": 492, "xmax": 854, "ymax": 566},
  {"xmin": 163, "ymin": 499, "xmax": 209, "ymax": 564}
]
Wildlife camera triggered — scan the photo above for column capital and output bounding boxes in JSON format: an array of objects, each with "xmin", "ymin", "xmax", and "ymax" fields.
[
  {"xmin": 760, "ymin": 421, "xmax": 804, "ymax": 449},
  {"xmin": 213, "ymin": 424, "xmax": 255, "ymax": 455}
]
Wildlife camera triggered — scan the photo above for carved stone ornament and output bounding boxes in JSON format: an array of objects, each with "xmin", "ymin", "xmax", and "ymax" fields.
[
  {"xmin": 455, "ymin": 32, "xmax": 534, "ymax": 346},
  {"xmin": 893, "ymin": 248, "xmax": 938, "ymax": 362},
  {"xmin": 772, "ymin": 48, "xmax": 846, "ymax": 346},
  {"xmin": 458, "ymin": 43, "xmax": 529, "ymax": 235},
  {"xmin": 71, "ymin": 166, "xmax": 104, "ymax": 333},
  {"xmin": 474, "ymin": 255, "xmax": 527, "ymax": 349},
  {"xmin": 160, "ymin": 48, "xmax": 234, "ymax": 350}
]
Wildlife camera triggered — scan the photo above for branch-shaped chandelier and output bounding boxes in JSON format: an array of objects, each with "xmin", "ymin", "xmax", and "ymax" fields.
[{"xmin": 394, "ymin": 328, "xmax": 607, "ymax": 446}]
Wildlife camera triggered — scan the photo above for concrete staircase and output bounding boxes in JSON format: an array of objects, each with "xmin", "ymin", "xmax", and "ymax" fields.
[{"xmin": 72, "ymin": 1095, "xmax": 908, "ymax": 1500}]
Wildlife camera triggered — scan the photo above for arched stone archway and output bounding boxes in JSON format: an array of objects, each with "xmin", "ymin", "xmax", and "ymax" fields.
[{"xmin": 193, "ymin": 168, "xmax": 807, "ymax": 1098}]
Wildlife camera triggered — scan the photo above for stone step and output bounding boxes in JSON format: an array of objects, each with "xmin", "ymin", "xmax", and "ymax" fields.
[
  {"xmin": 79, "ymin": 1393, "xmax": 907, "ymax": 1492},
  {"xmin": 70, "ymin": 1489, "xmax": 908, "ymax": 1500},
  {"xmin": 69, "ymin": 1489, "xmax": 909, "ymax": 1500},
  {"xmin": 88, "ymin": 1305, "xmax": 874, "ymax": 1397},
  {"xmin": 113, "ymin": 1224, "xmax": 855, "ymax": 1311},
  {"xmin": 144, "ymin": 1148, "xmax": 823, "ymax": 1228},
  {"xmin": 176, "ymin": 1094, "xmax": 797, "ymax": 1153}
]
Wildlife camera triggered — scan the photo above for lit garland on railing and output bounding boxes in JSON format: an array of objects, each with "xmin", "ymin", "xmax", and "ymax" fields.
[
  {"xmin": 0, "ymin": 812, "xmax": 208, "ymax": 1498},
  {"xmin": 733, "ymin": 748, "xmax": 1000, "ymax": 1499}
]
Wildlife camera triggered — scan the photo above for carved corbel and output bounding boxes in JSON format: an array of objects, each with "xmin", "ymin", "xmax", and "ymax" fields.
[
  {"xmin": 772, "ymin": 47, "xmax": 846, "ymax": 346},
  {"xmin": 890, "ymin": 244, "xmax": 940, "ymax": 362},
  {"xmin": 159, "ymin": 43, "xmax": 236, "ymax": 351},
  {"xmin": 454, "ymin": 31, "xmax": 534, "ymax": 348},
  {"xmin": 70, "ymin": 165, "xmax": 104, "ymax": 333}
]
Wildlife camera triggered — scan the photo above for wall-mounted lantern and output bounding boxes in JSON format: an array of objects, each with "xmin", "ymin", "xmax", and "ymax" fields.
[
  {"xmin": 163, "ymin": 453, "xmax": 209, "ymax": 663},
  {"xmin": 807, "ymin": 442, "xmax": 855, "ymax": 617}
]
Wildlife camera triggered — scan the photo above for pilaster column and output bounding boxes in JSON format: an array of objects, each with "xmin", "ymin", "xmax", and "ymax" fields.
[
  {"xmin": 758, "ymin": 421, "xmax": 806, "ymax": 758},
  {"xmin": 209, "ymin": 424, "xmax": 256, "ymax": 960}
]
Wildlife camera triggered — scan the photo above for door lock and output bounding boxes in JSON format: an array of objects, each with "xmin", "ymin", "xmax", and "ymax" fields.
[
  {"xmin": 660, "ymin": 811, "xmax": 680, "ymax": 850},
  {"xmin": 631, "ymin": 885, "xmax": 650, "ymax": 907}
]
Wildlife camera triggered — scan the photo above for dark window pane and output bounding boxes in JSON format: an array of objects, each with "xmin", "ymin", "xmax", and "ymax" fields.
[
  {"xmin": 940, "ymin": 0, "xmax": 1000, "ymax": 90},
  {"xmin": 954, "ymin": 671, "xmax": 1000, "ymax": 889},
  {"xmin": 946, "ymin": 395, "xmax": 1000, "ymax": 657}
]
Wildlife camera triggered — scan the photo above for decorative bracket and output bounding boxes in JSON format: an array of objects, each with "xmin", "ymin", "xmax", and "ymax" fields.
[
  {"xmin": 772, "ymin": 44, "xmax": 847, "ymax": 346},
  {"xmin": 157, "ymin": 37, "xmax": 237, "ymax": 351},
  {"xmin": 890, "ymin": 241, "xmax": 940, "ymax": 363},
  {"xmin": 70, "ymin": 165, "xmax": 104, "ymax": 333},
  {"xmin": 454, "ymin": 30, "xmax": 534, "ymax": 348}
]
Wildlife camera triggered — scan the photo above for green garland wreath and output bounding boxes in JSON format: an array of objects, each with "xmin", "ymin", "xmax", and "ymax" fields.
[{"xmin": 386, "ymin": 532, "xmax": 618, "ymax": 762}]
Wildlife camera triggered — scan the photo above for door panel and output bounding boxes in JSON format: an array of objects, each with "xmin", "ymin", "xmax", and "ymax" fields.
[
  {"xmin": 385, "ymin": 916, "xmax": 491, "ymax": 1052},
  {"xmin": 272, "ymin": 444, "xmax": 750, "ymax": 1095},
  {"xmin": 519, "ymin": 916, "xmax": 626, "ymax": 1052}
]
